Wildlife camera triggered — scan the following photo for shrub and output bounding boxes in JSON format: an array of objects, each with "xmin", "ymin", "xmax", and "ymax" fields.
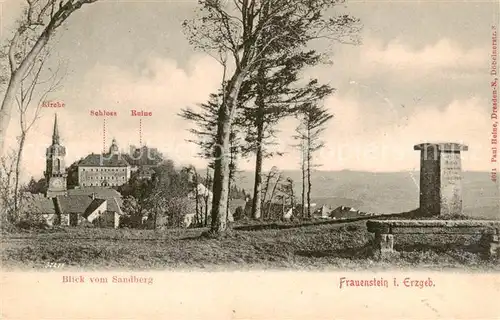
[
  {"xmin": 233, "ymin": 206, "xmax": 245, "ymax": 221},
  {"xmin": 82, "ymin": 220, "xmax": 96, "ymax": 228},
  {"xmin": 16, "ymin": 219, "xmax": 48, "ymax": 230}
]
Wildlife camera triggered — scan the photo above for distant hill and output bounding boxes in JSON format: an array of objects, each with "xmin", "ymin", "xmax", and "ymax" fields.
[{"xmin": 232, "ymin": 170, "xmax": 499, "ymax": 219}]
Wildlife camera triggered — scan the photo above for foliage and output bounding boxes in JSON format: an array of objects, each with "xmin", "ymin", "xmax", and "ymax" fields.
[
  {"xmin": 233, "ymin": 206, "xmax": 245, "ymax": 221},
  {"xmin": 120, "ymin": 196, "xmax": 144, "ymax": 228},
  {"xmin": 23, "ymin": 177, "xmax": 47, "ymax": 194},
  {"xmin": 66, "ymin": 160, "xmax": 81, "ymax": 189},
  {"xmin": 118, "ymin": 159, "xmax": 195, "ymax": 229},
  {"xmin": 1, "ymin": 0, "xmax": 100, "ymax": 155},
  {"xmin": 229, "ymin": 184, "xmax": 247, "ymax": 200},
  {"xmin": 16, "ymin": 218, "xmax": 49, "ymax": 230},
  {"xmin": 180, "ymin": 92, "xmax": 243, "ymax": 212},
  {"xmin": 1, "ymin": 153, "xmax": 52, "ymax": 228},
  {"xmin": 182, "ymin": 0, "xmax": 361, "ymax": 233}
]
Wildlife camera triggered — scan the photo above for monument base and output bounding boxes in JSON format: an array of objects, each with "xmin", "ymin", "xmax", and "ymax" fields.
[{"xmin": 414, "ymin": 142, "xmax": 468, "ymax": 217}]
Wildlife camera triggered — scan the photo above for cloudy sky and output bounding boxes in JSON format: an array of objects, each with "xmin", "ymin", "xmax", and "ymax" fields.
[{"xmin": 1, "ymin": 0, "xmax": 498, "ymax": 180}]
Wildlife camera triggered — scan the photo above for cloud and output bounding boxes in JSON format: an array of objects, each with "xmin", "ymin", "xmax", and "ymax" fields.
[
  {"xmin": 6, "ymin": 49, "xmax": 493, "ymax": 183},
  {"xmin": 6, "ymin": 54, "xmax": 223, "ymax": 181},
  {"xmin": 360, "ymin": 38, "xmax": 487, "ymax": 74},
  {"xmin": 81, "ymin": 54, "xmax": 223, "ymax": 166},
  {"xmin": 84, "ymin": 54, "xmax": 222, "ymax": 109},
  {"xmin": 264, "ymin": 96, "xmax": 493, "ymax": 172},
  {"xmin": 0, "ymin": 0, "xmax": 24, "ymax": 41}
]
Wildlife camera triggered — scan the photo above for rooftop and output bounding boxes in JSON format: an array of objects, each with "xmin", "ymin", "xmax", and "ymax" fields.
[
  {"xmin": 20, "ymin": 193, "xmax": 56, "ymax": 214},
  {"xmin": 78, "ymin": 153, "xmax": 130, "ymax": 167},
  {"xmin": 68, "ymin": 187, "xmax": 123, "ymax": 207},
  {"xmin": 56, "ymin": 195, "xmax": 94, "ymax": 214}
]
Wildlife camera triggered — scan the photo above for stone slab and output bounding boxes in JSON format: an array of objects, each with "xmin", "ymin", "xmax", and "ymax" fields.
[
  {"xmin": 414, "ymin": 143, "xmax": 469, "ymax": 152},
  {"xmin": 366, "ymin": 220, "xmax": 500, "ymax": 234}
]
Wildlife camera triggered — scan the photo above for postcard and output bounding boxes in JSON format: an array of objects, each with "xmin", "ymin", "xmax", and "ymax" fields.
[{"xmin": 0, "ymin": 0, "xmax": 498, "ymax": 319}]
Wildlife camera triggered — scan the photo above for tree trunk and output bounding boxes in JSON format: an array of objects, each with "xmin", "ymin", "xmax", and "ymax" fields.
[
  {"xmin": 193, "ymin": 173, "xmax": 200, "ymax": 226},
  {"xmin": 261, "ymin": 170, "xmax": 273, "ymax": 220},
  {"xmin": 0, "ymin": 31, "xmax": 51, "ymax": 155},
  {"xmin": 210, "ymin": 74, "xmax": 245, "ymax": 234},
  {"xmin": 204, "ymin": 169, "xmax": 210, "ymax": 227},
  {"xmin": 250, "ymin": 59, "xmax": 267, "ymax": 220},
  {"xmin": 301, "ymin": 139, "xmax": 306, "ymax": 219},
  {"xmin": 210, "ymin": 117, "xmax": 231, "ymax": 233},
  {"xmin": 267, "ymin": 173, "xmax": 281, "ymax": 220},
  {"xmin": 306, "ymin": 128, "xmax": 312, "ymax": 219},
  {"xmin": 13, "ymin": 132, "xmax": 27, "ymax": 213},
  {"xmin": 226, "ymin": 163, "xmax": 233, "ymax": 223},
  {"xmin": 0, "ymin": 76, "xmax": 22, "ymax": 155},
  {"xmin": 153, "ymin": 210, "xmax": 157, "ymax": 229},
  {"xmin": 251, "ymin": 115, "xmax": 264, "ymax": 220},
  {"xmin": 281, "ymin": 196, "xmax": 285, "ymax": 221}
]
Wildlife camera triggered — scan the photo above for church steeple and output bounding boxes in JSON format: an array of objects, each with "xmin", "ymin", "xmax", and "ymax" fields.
[
  {"xmin": 109, "ymin": 138, "xmax": 119, "ymax": 155},
  {"xmin": 52, "ymin": 113, "xmax": 60, "ymax": 145},
  {"xmin": 45, "ymin": 113, "xmax": 67, "ymax": 198}
]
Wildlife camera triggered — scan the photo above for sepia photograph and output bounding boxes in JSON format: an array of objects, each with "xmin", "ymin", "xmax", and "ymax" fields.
[{"xmin": 0, "ymin": 0, "xmax": 498, "ymax": 318}]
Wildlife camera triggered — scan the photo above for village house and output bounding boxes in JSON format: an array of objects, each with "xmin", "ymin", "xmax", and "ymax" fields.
[
  {"xmin": 26, "ymin": 114, "xmax": 126, "ymax": 228},
  {"xmin": 19, "ymin": 193, "xmax": 58, "ymax": 225},
  {"xmin": 55, "ymin": 189, "xmax": 123, "ymax": 228},
  {"xmin": 23, "ymin": 189, "xmax": 124, "ymax": 228}
]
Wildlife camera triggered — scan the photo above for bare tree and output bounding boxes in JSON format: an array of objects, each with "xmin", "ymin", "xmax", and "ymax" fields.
[
  {"xmin": 294, "ymin": 120, "xmax": 307, "ymax": 219},
  {"xmin": 0, "ymin": 0, "xmax": 99, "ymax": 155},
  {"xmin": 260, "ymin": 165, "xmax": 277, "ymax": 219},
  {"xmin": 13, "ymin": 47, "xmax": 66, "ymax": 212},
  {"xmin": 295, "ymin": 103, "xmax": 333, "ymax": 219},
  {"xmin": 279, "ymin": 177, "xmax": 295, "ymax": 217},
  {"xmin": 265, "ymin": 167, "xmax": 282, "ymax": 219},
  {"xmin": 188, "ymin": 165, "xmax": 202, "ymax": 226},
  {"xmin": 0, "ymin": 151, "xmax": 17, "ymax": 223},
  {"xmin": 203, "ymin": 167, "xmax": 213, "ymax": 227}
]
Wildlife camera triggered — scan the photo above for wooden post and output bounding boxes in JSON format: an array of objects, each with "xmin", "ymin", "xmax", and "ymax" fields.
[
  {"xmin": 481, "ymin": 229, "xmax": 500, "ymax": 260},
  {"xmin": 373, "ymin": 232, "xmax": 395, "ymax": 259}
]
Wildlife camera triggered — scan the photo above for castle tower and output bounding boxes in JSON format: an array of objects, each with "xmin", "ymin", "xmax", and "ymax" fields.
[
  {"xmin": 45, "ymin": 114, "xmax": 67, "ymax": 198},
  {"xmin": 109, "ymin": 138, "xmax": 119, "ymax": 155}
]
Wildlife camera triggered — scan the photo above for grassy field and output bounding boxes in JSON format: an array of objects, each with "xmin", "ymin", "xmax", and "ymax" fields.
[{"xmin": 1, "ymin": 220, "xmax": 499, "ymax": 271}]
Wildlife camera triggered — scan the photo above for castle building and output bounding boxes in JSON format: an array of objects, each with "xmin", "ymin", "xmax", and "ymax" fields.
[
  {"xmin": 125, "ymin": 145, "xmax": 163, "ymax": 179},
  {"xmin": 77, "ymin": 138, "xmax": 131, "ymax": 187},
  {"xmin": 45, "ymin": 114, "xmax": 68, "ymax": 198}
]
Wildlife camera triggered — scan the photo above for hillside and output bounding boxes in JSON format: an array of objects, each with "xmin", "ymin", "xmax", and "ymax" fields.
[{"xmin": 233, "ymin": 171, "xmax": 499, "ymax": 219}]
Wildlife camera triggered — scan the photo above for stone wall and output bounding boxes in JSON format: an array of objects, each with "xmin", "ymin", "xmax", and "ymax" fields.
[
  {"xmin": 78, "ymin": 166, "xmax": 130, "ymax": 187},
  {"xmin": 60, "ymin": 213, "xmax": 69, "ymax": 226}
]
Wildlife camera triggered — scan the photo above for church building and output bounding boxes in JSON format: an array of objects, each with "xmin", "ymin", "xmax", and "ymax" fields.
[{"xmin": 45, "ymin": 114, "xmax": 68, "ymax": 198}]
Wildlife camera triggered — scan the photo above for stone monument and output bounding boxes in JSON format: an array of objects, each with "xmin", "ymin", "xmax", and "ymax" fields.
[{"xmin": 414, "ymin": 142, "xmax": 468, "ymax": 216}]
